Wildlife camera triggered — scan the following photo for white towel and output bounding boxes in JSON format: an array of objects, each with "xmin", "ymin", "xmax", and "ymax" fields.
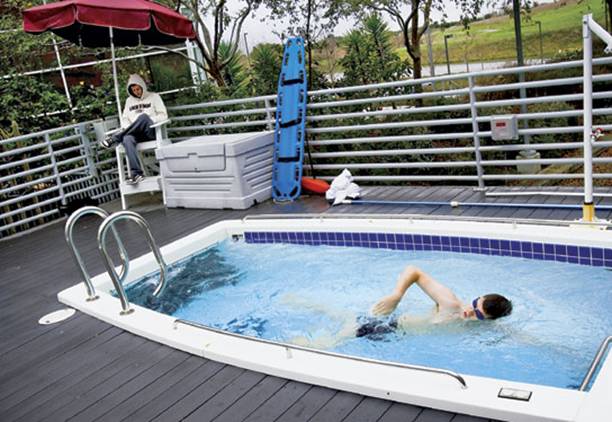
[{"xmin": 325, "ymin": 169, "xmax": 361, "ymax": 206}]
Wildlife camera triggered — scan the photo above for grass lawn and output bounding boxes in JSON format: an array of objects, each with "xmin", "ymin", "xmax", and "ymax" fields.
[{"xmin": 396, "ymin": 0, "xmax": 606, "ymax": 64}]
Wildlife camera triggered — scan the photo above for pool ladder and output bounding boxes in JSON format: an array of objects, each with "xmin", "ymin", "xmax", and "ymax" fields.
[
  {"xmin": 65, "ymin": 207, "xmax": 167, "ymax": 315},
  {"xmin": 580, "ymin": 335, "xmax": 612, "ymax": 391}
]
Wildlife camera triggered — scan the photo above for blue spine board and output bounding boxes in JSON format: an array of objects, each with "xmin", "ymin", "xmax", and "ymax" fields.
[{"xmin": 272, "ymin": 37, "xmax": 307, "ymax": 201}]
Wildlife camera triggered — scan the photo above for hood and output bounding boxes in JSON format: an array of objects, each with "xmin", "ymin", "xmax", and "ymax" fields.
[{"xmin": 126, "ymin": 74, "xmax": 149, "ymax": 98}]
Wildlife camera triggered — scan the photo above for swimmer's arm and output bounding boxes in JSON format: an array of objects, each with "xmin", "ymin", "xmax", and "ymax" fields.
[
  {"xmin": 397, "ymin": 313, "xmax": 433, "ymax": 328},
  {"xmin": 372, "ymin": 266, "xmax": 460, "ymax": 315}
]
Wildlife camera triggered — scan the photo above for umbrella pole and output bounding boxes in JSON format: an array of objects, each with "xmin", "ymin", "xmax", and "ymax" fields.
[
  {"xmin": 42, "ymin": 0, "xmax": 73, "ymax": 110},
  {"xmin": 109, "ymin": 27, "xmax": 123, "ymax": 126}
]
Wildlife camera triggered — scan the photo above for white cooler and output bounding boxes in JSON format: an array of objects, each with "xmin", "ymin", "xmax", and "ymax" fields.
[{"xmin": 156, "ymin": 131, "xmax": 274, "ymax": 209}]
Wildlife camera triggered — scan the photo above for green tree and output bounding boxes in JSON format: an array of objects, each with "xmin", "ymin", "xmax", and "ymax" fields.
[
  {"xmin": 350, "ymin": 0, "xmax": 440, "ymax": 83},
  {"xmin": 264, "ymin": 0, "xmax": 347, "ymax": 90},
  {"xmin": 250, "ymin": 43, "xmax": 283, "ymax": 95},
  {"xmin": 340, "ymin": 14, "xmax": 410, "ymax": 86},
  {"xmin": 0, "ymin": 1, "xmax": 54, "ymax": 73},
  {"xmin": 318, "ymin": 36, "xmax": 342, "ymax": 87},
  {"xmin": 0, "ymin": 76, "xmax": 68, "ymax": 134},
  {"xmin": 340, "ymin": 30, "xmax": 371, "ymax": 86},
  {"xmin": 163, "ymin": 0, "xmax": 262, "ymax": 88},
  {"xmin": 218, "ymin": 42, "xmax": 250, "ymax": 96}
]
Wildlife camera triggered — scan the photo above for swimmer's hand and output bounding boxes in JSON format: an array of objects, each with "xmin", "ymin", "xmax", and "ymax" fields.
[{"xmin": 371, "ymin": 293, "xmax": 402, "ymax": 316}]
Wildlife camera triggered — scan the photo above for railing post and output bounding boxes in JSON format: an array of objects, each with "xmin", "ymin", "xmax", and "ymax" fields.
[
  {"xmin": 77, "ymin": 123, "xmax": 98, "ymax": 178},
  {"xmin": 582, "ymin": 14, "xmax": 595, "ymax": 222},
  {"xmin": 468, "ymin": 76, "xmax": 486, "ymax": 190},
  {"xmin": 45, "ymin": 133, "xmax": 66, "ymax": 205},
  {"xmin": 264, "ymin": 99, "xmax": 274, "ymax": 130}
]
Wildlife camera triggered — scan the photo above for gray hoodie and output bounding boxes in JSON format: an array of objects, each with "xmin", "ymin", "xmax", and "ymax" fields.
[{"xmin": 122, "ymin": 74, "xmax": 168, "ymax": 127}]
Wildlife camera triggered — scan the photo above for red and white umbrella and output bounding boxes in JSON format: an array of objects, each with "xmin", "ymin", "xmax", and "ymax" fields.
[{"xmin": 23, "ymin": 0, "xmax": 196, "ymax": 120}]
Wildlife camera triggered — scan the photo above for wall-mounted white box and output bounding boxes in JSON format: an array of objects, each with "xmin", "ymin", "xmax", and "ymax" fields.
[{"xmin": 491, "ymin": 115, "xmax": 519, "ymax": 140}]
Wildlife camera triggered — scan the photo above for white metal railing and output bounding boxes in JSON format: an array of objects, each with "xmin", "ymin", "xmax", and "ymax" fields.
[
  {"xmin": 176, "ymin": 318, "xmax": 468, "ymax": 388},
  {"xmin": 166, "ymin": 56, "xmax": 612, "ymax": 186},
  {"xmin": 2, "ymin": 56, "xmax": 612, "ymax": 237},
  {"xmin": 0, "ymin": 121, "xmax": 120, "ymax": 237}
]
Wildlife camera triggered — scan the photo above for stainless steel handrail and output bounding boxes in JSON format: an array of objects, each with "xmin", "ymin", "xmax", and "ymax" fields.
[
  {"xmin": 580, "ymin": 336, "xmax": 612, "ymax": 391},
  {"xmin": 175, "ymin": 318, "xmax": 467, "ymax": 389},
  {"xmin": 64, "ymin": 206, "xmax": 129, "ymax": 301},
  {"xmin": 97, "ymin": 211, "xmax": 167, "ymax": 315},
  {"xmin": 241, "ymin": 213, "xmax": 612, "ymax": 228}
]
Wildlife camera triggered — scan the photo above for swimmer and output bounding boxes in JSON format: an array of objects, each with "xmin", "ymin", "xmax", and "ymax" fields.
[
  {"xmin": 284, "ymin": 265, "xmax": 513, "ymax": 347},
  {"xmin": 364, "ymin": 265, "xmax": 513, "ymax": 333}
]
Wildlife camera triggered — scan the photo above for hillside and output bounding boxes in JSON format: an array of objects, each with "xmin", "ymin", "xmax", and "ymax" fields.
[
  {"xmin": 413, "ymin": 0, "xmax": 606, "ymax": 65},
  {"xmin": 318, "ymin": 0, "xmax": 607, "ymax": 69}
]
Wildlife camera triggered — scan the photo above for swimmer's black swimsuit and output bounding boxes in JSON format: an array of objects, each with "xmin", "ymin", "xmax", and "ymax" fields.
[{"xmin": 356, "ymin": 316, "xmax": 398, "ymax": 340}]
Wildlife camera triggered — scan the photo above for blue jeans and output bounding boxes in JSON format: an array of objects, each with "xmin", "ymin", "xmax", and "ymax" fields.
[{"xmin": 112, "ymin": 114, "xmax": 155, "ymax": 176}]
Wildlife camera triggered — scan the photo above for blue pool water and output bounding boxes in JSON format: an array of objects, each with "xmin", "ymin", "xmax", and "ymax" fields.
[{"xmin": 127, "ymin": 238, "xmax": 612, "ymax": 389}]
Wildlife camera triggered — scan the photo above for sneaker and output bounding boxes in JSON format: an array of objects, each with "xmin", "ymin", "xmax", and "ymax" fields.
[
  {"xmin": 100, "ymin": 136, "xmax": 115, "ymax": 149},
  {"xmin": 125, "ymin": 174, "xmax": 144, "ymax": 185}
]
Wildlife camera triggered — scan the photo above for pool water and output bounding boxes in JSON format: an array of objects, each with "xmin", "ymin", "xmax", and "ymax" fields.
[{"xmin": 126, "ymin": 238, "xmax": 612, "ymax": 389}]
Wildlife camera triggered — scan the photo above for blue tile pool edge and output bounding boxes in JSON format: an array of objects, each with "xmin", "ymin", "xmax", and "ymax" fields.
[{"xmin": 243, "ymin": 231, "xmax": 612, "ymax": 268}]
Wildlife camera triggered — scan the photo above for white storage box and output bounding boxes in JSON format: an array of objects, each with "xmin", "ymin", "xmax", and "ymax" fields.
[{"xmin": 156, "ymin": 131, "xmax": 273, "ymax": 209}]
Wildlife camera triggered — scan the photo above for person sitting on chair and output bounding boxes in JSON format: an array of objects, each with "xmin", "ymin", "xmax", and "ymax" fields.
[{"xmin": 100, "ymin": 74, "xmax": 168, "ymax": 185}]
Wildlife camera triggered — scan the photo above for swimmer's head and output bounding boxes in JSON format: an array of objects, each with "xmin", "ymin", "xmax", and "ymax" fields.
[
  {"xmin": 481, "ymin": 294, "xmax": 513, "ymax": 320},
  {"xmin": 465, "ymin": 294, "xmax": 512, "ymax": 320}
]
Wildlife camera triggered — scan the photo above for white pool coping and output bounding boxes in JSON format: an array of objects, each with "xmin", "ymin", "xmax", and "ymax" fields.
[{"xmin": 58, "ymin": 218, "xmax": 612, "ymax": 422}]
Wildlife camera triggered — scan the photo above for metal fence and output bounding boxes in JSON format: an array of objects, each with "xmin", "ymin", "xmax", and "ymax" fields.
[
  {"xmin": 2, "ymin": 57, "xmax": 612, "ymax": 237},
  {"xmin": 0, "ymin": 122, "xmax": 119, "ymax": 238},
  {"xmin": 166, "ymin": 57, "xmax": 612, "ymax": 185}
]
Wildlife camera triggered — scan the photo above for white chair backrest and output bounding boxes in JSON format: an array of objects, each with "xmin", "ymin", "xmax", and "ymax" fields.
[{"xmin": 92, "ymin": 117, "xmax": 120, "ymax": 143}]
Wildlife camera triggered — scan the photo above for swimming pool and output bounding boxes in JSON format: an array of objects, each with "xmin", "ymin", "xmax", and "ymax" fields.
[
  {"xmin": 58, "ymin": 216, "xmax": 612, "ymax": 421},
  {"xmin": 123, "ymin": 237, "xmax": 610, "ymax": 391}
]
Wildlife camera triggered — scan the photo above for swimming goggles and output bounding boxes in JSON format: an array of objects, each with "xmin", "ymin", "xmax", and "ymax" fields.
[{"xmin": 472, "ymin": 297, "xmax": 486, "ymax": 320}]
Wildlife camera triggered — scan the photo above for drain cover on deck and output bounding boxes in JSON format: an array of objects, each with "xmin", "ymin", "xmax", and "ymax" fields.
[{"xmin": 38, "ymin": 308, "xmax": 76, "ymax": 325}]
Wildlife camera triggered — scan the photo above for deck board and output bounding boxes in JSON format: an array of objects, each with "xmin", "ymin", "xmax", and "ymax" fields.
[
  {"xmin": 1, "ymin": 185, "xmax": 609, "ymax": 422},
  {"xmin": 150, "ymin": 365, "xmax": 246, "ymax": 421},
  {"xmin": 377, "ymin": 402, "xmax": 422, "ymax": 422},
  {"xmin": 242, "ymin": 381, "xmax": 312, "ymax": 422},
  {"xmin": 182, "ymin": 370, "xmax": 268, "ymax": 422},
  {"xmin": 342, "ymin": 397, "xmax": 393, "ymax": 422},
  {"xmin": 72, "ymin": 351, "xmax": 191, "ymax": 422},
  {"xmin": 308, "ymin": 391, "xmax": 364, "ymax": 422},
  {"xmin": 414, "ymin": 408, "xmax": 456, "ymax": 422},
  {"xmin": 11, "ymin": 333, "xmax": 147, "ymax": 422},
  {"xmin": 274, "ymin": 385, "xmax": 337, "ymax": 422},
  {"xmin": 124, "ymin": 360, "xmax": 226, "ymax": 422},
  {"xmin": 213, "ymin": 376, "xmax": 288, "ymax": 422},
  {"xmin": 96, "ymin": 355, "xmax": 207, "ymax": 421},
  {"xmin": 47, "ymin": 342, "xmax": 176, "ymax": 421},
  {"xmin": 2, "ymin": 327, "xmax": 124, "ymax": 416}
]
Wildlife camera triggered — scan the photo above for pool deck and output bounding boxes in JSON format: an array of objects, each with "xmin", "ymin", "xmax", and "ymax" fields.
[{"xmin": 1, "ymin": 185, "xmax": 611, "ymax": 422}]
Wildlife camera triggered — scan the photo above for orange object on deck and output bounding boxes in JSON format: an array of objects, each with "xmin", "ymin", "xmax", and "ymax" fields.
[{"xmin": 301, "ymin": 177, "xmax": 329, "ymax": 195}]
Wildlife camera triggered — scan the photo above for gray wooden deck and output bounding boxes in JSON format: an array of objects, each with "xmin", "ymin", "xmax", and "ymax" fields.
[{"xmin": 1, "ymin": 186, "xmax": 610, "ymax": 422}]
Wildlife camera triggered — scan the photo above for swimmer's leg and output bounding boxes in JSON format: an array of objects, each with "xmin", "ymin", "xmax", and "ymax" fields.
[{"xmin": 290, "ymin": 315, "xmax": 359, "ymax": 349}]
